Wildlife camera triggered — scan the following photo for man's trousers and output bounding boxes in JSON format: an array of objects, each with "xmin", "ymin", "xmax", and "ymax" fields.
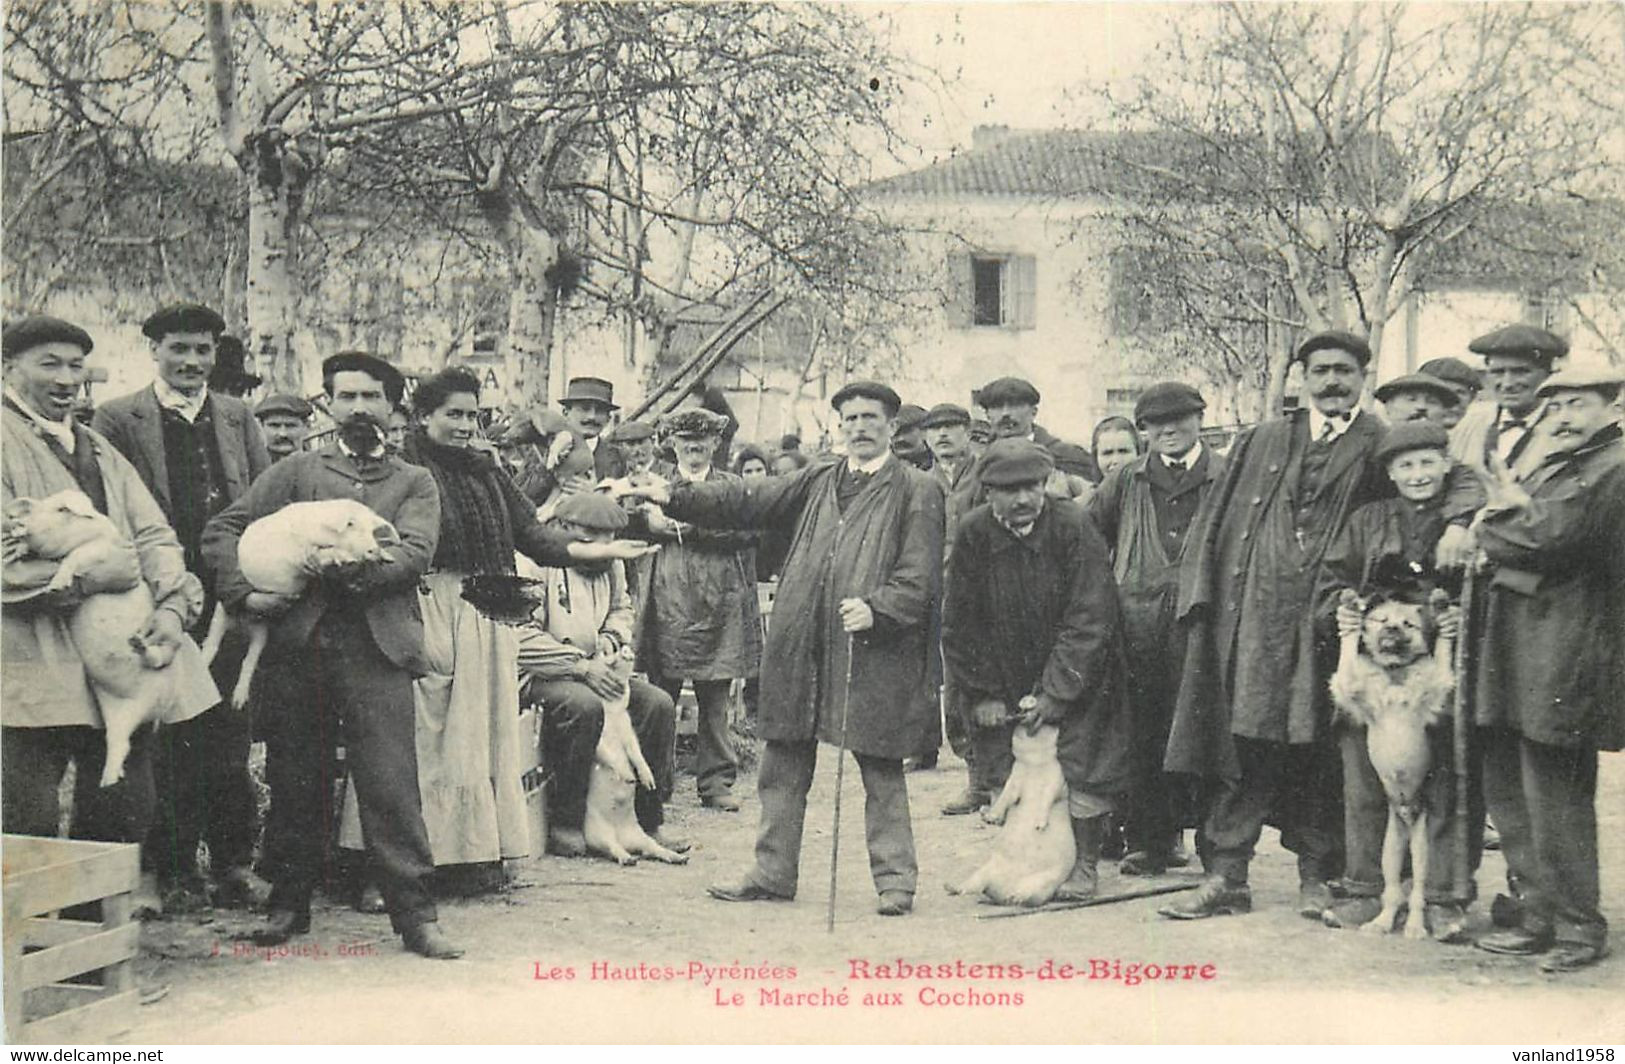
[
  {"xmin": 2, "ymin": 723, "xmax": 156, "ymax": 844},
  {"xmin": 648, "ymin": 674, "xmax": 735, "ymax": 800},
  {"xmin": 1202, "ymin": 735, "xmax": 1344, "ymax": 887},
  {"xmin": 526, "ymin": 675, "xmax": 676, "ymax": 834}
]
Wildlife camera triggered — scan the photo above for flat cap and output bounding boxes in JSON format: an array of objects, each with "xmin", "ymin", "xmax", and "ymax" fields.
[
  {"xmin": 1469, "ymin": 324, "xmax": 1569, "ymax": 368},
  {"xmin": 1294, "ymin": 330, "xmax": 1372, "ymax": 368},
  {"xmin": 1374, "ymin": 373, "xmax": 1460, "ymax": 407},
  {"xmin": 1416, "ymin": 357, "xmax": 1482, "ymax": 392},
  {"xmin": 779, "ymin": 434, "xmax": 802, "ymax": 451},
  {"xmin": 551, "ymin": 491, "xmax": 629, "ymax": 532},
  {"xmin": 894, "ymin": 403, "xmax": 928, "ymax": 431},
  {"xmin": 2, "ymin": 315, "xmax": 93, "ymax": 359},
  {"xmin": 608, "ymin": 419, "xmax": 655, "ymax": 443},
  {"xmin": 559, "ymin": 376, "xmax": 618, "ymax": 408},
  {"xmin": 978, "ymin": 377, "xmax": 1041, "ymax": 406},
  {"xmin": 830, "ymin": 380, "xmax": 902, "ymax": 416},
  {"xmin": 255, "ymin": 393, "xmax": 313, "ymax": 420},
  {"xmin": 968, "ymin": 419, "xmax": 994, "ymax": 442},
  {"xmin": 1375, "ymin": 421, "xmax": 1450, "ymax": 465},
  {"xmin": 977, "ymin": 437, "xmax": 1055, "ymax": 487},
  {"xmin": 660, "ymin": 408, "xmax": 729, "ymax": 438},
  {"xmin": 1134, "ymin": 381, "xmax": 1205, "ymax": 426},
  {"xmin": 321, "ymin": 351, "xmax": 406, "ymax": 404},
  {"xmin": 142, "ymin": 303, "xmax": 225, "ymax": 341},
  {"xmin": 921, "ymin": 402, "xmax": 971, "ymax": 428},
  {"xmin": 1536, "ymin": 363, "xmax": 1624, "ymax": 400}
]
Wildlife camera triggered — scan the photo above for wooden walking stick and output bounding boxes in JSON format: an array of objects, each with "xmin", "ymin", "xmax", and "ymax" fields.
[
  {"xmin": 828, "ymin": 632, "xmax": 856, "ymax": 933},
  {"xmin": 1451, "ymin": 565, "xmax": 1477, "ymax": 903}
]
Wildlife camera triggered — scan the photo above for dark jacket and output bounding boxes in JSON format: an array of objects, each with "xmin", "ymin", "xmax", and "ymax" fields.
[
  {"xmin": 665, "ymin": 455, "xmax": 944, "ymax": 758},
  {"xmin": 1034, "ymin": 424, "xmax": 1102, "ymax": 484},
  {"xmin": 942, "ymin": 498, "xmax": 1133, "ymax": 794},
  {"xmin": 1474, "ymin": 424, "xmax": 1625, "ymax": 750},
  {"xmin": 201, "ymin": 446, "xmax": 441, "ymax": 676},
  {"xmin": 91, "ymin": 385, "xmax": 270, "ymax": 519}
]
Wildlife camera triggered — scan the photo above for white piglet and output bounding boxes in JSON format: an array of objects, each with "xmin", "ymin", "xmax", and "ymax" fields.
[{"xmin": 202, "ymin": 499, "xmax": 401, "ymax": 707}]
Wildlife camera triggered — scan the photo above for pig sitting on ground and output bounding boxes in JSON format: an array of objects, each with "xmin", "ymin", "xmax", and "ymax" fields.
[
  {"xmin": 947, "ymin": 724, "xmax": 1075, "ymax": 906},
  {"xmin": 2, "ymin": 490, "xmax": 215, "ymax": 786},
  {"xmin": 200, "ymin": 499, "xmax": 400, "ymax": 708},
  {"xmin": 582, "ymin": 646, "xmax": 688, "ymax": 866}
]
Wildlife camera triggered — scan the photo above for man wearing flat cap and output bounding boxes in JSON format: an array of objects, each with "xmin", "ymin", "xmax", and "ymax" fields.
[
  {"xmin": 976, "ymin": 376, "xmax": 1101, "ymax": 483},
  {"xmin": 559, "ymin": 376, "xmax": 627, "ymax": 484},
  {"xmin": 1452, "ymin": 324, "xmax": 1568, "ymax": 482},
  {"xmin": 1468, "ymin": 364, "xmax": 1624, "ymax": 972},
  {"xmin": 1375, "ymin": 373, "xmax": 1460, "ymax": 426},
  {"xmin": 255, "ymin": 394, "xmax": 314, "ymax": 463},
  {"xmin": 891, "ymin": 403, "xmax": 934, "ymax": 472},
  {"xmin": 1417, "ymin": 357, "xmax": 1483, "ymax": 429},
  {"xmin": 1086, "ymin": 381, "xmax": 1224, "ymax": 875},
  {"xmin": 609, "ymin": 419, "xmax": 657, "ymax": 475},
  {"xmin": 942, "ymin": 438, "xmax": 1133, "ymax": 900},
  {"xmin": 2, "ymin": 317, "xmax": 218, "ymax": 917},
  {"xmin": 622, "ymin": 379, "xmax": 944, "ymax": 916},
  {"xmin": 1162, "ymin": 330, "xmax": 1482, "ymax": 922},
  {"xmin": 93, "ymin": 303, "xmax": 272, "ymax": 913}
]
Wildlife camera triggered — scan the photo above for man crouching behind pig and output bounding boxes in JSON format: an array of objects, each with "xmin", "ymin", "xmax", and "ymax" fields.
[
  {"xmin": 941, "ymin": 438, "xmax": 1135, "ymax": 901},
  {"xmin": 2, "ymin": 317, "xmax": 217, "ymax": 872}
]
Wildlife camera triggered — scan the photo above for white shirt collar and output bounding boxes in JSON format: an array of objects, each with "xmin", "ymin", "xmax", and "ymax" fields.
[
  {"xmin": 676, "ymin": 463, "xmax": 711, "ymax": 483},
  {"xmin": 1308, "ymin": 406, "xmax": 1355, "ymax": 442},
  {"xmin": 585, "ymin": 434, "xmax": 600, "ymax": 453},
  {"xmin": 153, "ymin": 380, "xmax": 208, "ymax": 423},
  {"xmin": 1161, "ymin": 440, "xmax": 1204, "ymax": 469},
  {"xmin": 5, "ymin": 385, "xmax": 75, "ymax": 453},
  {"xmin": 1498, "ymin": 407, "xmax": 1536, "ymax": 429},
  {"xmin": 847, "ymin": 451, "xmax": 892, "ymax": 476}
]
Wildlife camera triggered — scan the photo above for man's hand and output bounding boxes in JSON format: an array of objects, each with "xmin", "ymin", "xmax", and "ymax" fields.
[
  {"xmin": 1435, "ymin": 523, "xmax": 1474, "ymax": 571},
  {"xmin": 244, "ymin": 590, "xmax": 299, "ymax": 617},
  {"xmin": 1483, "ymin": 452, "xmax": 1533, "ymax": 514},
  {"xmin": 1335, "ymin": 600, "xmax": 1364, "ymax": 640},
  {"xmin": 602, "ymin": 473, "xmax": 671, "ymax": 506},
  {"xmin": 1435, "ymin": 605, "xmax": 1462, "ymax": 641},
  {"xmin": 971, "ymin": 698, "xmax": 1008, "ymax": 729},
  {"xmin": 135, "ymin": 607, "xmax": 185, "ymax": 654},
  {"xmin": 1017, "ymin": 693, "xmax": 1064, "ymax": 734},
  {"xmin": 558, "ymin": 472, "xmax": 596, "ymax": 498},
  {"xmin": 838, "ymin": 597, "xmax": 873, "ymax": 633},
  {"xmin": 568, "ymin": 539, "xmax": 660, "ymax": 563},
  {"xmin": 579, "ymin": 658, "xmax": 627, "ymax": 700}
]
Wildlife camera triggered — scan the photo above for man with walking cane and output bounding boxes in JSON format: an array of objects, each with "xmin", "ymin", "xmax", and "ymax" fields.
[{"xmin": 618, "ymin": 381, "xmax": 945, "ymax": 917}]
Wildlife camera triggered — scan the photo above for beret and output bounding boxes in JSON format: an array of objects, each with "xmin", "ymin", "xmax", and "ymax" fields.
[
  {"xmin": 830, "ymin": 380, "xmax": 902, "ymax": 416},
  {"xmin": 1294, "ymin": 330, "xmax": 1372, "ymax": 367},
  {"xmin": 1133, "ymin": 381, "xmax": 1205, "ymax": 426},
  {"xmin": 551, "ymin": 491, "xmax": 629, "ymax": 532},
  {"xmin": 968, "ymin": 419, "xmax": 994, "ymax": 441},
  {"xmin": 1536, "ymin": 363, "xmax": 1624, "ymax": 399},
  {"xmin": 255, "ymin": 393, "xmax": 313, "ymax": 420},
  {"xmin": 1469, "ymin": 324, "xmax": 1568, "ymax": 368},
  {"xmin": 2, "ymin": 315, "xmax": 94, "ymax": 358},
  {"xmin": 1374, "ymin": 373, "xmax": 1460, "ymax": 407},
  {"xmin": 894, "ymin": 403, "xmax": 927, "ymax": 431},
  {"xmin": 660, "ymin": 408, "xmax": 729, "ymax": 438},
  {"xmin": 978, "ymin": 376, "xmax": 1041, "ymax": 406},
  {"xmin": 921, "ymin": 402, "xmax": 971, "ymax": 428},
  {"xmin": 609, "ymin": 419, "xmax": 656, "ymax": 443},
  {"xmin": 321, "ymin": 351, "xmax": 406, "ymax": 404},
  {"xmin": 977, "ymin": 437, "xmax": 1055, "ymax": 487},
  {"xmin": 1375, "ymin": 421, "xmax": 1450, "ymax": 465},
  {"xmin": 142, "ymin": 303, "xmax": 225, "ymax": 341},
  {"xmin": 1416, "ymin": 357, "xmax": 1482, "ymax": 391}
]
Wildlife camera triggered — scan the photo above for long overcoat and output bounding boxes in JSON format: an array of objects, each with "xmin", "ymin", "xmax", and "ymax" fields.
[
  {"xmin": 664, "ymin": 455, "xmax": 944, "ymax": 759},
  {"xmin": 941, "ymin": 498, "xmax": 1133, "ymax": 795},
  {"xmin": 1474, "ymin": 423, "xmax": 1625, "ymax": 751}
]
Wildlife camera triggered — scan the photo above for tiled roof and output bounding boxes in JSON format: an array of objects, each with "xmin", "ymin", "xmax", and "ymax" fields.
[{"xmin": 868, "ymin": 128, "xmax": 1204, "ymax": 200}]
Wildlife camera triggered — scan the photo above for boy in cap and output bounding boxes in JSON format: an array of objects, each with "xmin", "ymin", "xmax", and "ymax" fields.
[
  {"xmin": 1470, "ymin": 365, "xmax": 1624, "ymax": 971},
  {"xmin": 93, "ymin": 303, "xmax": 272, "ymax": 911},
  {"xmin": 1314, "ymin": 421, "xmax": 1482, "ymax": 939},
  {"xmin": 1087, "ymin": 382, "xmax": 1223, "ymax": 874},
  {"xmin": 255, "ymin": 394, "xmax": 314, "ymax": 462},
  {"xmin": 942, "ymin": 438, "xmax": 1133, "ymax": 899},
  {"xmin": 517, "ymin": 492, "xmax": 684, "ymax": 858}
]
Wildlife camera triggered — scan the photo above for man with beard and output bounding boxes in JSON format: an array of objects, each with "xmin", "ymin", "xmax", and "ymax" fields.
[
  {"xmin": 202, "ymin": 352, "xmax": 461, "ymax": 958},
  {"xmin": 1160, "ymin": 331, "xmax": 1482, "ymax": 921},
  {"xmin": 941, "ymin": 438, "xmax": 1132, "ymax": 899},
  {"xmin": 254, "ymin": 394, "xmax": 313, "ymax": 462},
  {"xmin": 92, "ymin": 303, "xmax": 272, "ymax": 912},
  {"xmin": 1470, "ymin": 366, "xmax": 1625, "ymax": 972}
]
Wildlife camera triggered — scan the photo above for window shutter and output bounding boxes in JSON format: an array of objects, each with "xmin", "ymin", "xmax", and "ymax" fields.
[
  {"xmin": 948, "ymin": 250, "xmax": 974, "ymax": 328},
  {"xmin": 1010, "ymin": 254, "xmax": 1037, "ymax": 329}
]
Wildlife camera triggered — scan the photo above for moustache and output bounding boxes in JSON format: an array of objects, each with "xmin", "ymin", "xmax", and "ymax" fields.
[{"xmin": 1315, "ymin": 386, "xmax": 1351, "ymax": 397}]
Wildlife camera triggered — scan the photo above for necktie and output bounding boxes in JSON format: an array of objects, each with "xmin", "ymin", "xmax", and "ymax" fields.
[{"xmin": 1165, "ymin": 459, "xmax": 1185, "ymax": 474}]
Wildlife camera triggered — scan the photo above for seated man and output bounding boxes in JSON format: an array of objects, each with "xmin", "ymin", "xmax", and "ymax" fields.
[{"xmin": 516, "ymin": 492, "xmax": 686, "ymax": 857}]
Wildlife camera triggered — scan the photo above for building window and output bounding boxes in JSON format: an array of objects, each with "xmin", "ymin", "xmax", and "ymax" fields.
[
  {"xmin": 954, "ymin": 251, "xmax": 1037, "ymax": 329},
  {"xmin": 1105, "ymin": 387, "xmax": 1143, "ymax": 414},
  {"xmin": 972, "ymin": 257, "xmax": 1006, "ymax": 325}
]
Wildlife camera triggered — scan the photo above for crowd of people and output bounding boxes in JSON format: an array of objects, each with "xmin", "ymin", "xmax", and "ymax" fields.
[{"xmin": 2, "ymin": 305, "xmax": 1620, "ymax": 976}]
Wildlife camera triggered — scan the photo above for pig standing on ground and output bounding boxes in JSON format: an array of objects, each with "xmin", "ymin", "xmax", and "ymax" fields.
[
  {"xmin": 201, "ymin": 499, "xmax": 402, "ymax": 707},
  {"xmin": 2, "ymin": 490, "xmax": 217, "ymax": 785}
]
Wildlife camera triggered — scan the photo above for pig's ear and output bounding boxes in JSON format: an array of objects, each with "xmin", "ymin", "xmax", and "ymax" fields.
[
  {"xmin": 60, "ymin": 492, "xmax": 97, "ymax": 517},
  {"xmin": 372, "ymin": 523, "xmax": 401, "ymax": 548},
  {"xmin": 3, "ymin": 498, "xmax": 35, "ymax": 522}
]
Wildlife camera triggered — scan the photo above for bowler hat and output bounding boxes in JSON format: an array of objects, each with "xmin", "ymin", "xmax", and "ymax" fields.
[
  {"xmin": 321, "ymin": 351, "xmax": 406, "ymax": 405},
  {"xmin": 977, "ymin": 377, "xmax": 1041, "ymax": 407},
  {"xmin": 977, "ymin": 437, "xmax": 1054, "ymax": 487},
  {"xmin": 1536, "ymin": 363, "xmax": 1624, "ymax": 401},
  {"xmin": 142, "ymin": 303, "xmax": 225, "ymax": 341},
  {"xmin": 921, "ymin": 403, "xmax": 971, "ymax": 428},
  {"xmin": 1469, "ymin": 324, "xmax": 1569, "ymax": 369},
  {"xmin": 2, "ymin": 315, "xmax": 93, "ymax": 359},
  {"xmin": 559, "ymin": 376, "xmax": 618, "ymax": 409},
  {"xmin": 1133, "ymin": 382, "xmax": 1205, "ymax": 426},
  {"xmin": 1374, "ymin": 373, "xmax": 1459, "ymax": 407},
  {"xmin": 830, "ymin": 380, "xmax": 902, "ymax": 416},
  {"xmin": 552, "ymin": 492, "xmax": 629, "ymax": 532},
  {"xmin": 1294, "ymin": 330, "xmax": 1372, "ymax": 368},
  {"xmin": 255, "ymin": 393, "xmax": 313, "ymax": 421},
  {"xmin": 1375, "ymin": 421, "xmax": 1450, "ymax": 465}
]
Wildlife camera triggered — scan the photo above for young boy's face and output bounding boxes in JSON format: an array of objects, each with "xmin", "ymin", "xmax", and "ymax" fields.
[{"xmin": 1386, "ymin": 448, "xmax": 1450, "ymax": 502}]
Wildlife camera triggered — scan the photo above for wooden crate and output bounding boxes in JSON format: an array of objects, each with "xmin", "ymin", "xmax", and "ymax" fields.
[{"xmin": 2, "ymin": 834, "xmax": 140, "ymax": 1044}]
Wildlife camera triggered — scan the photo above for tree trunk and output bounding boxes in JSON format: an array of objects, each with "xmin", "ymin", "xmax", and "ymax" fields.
[
  {"xmin": 505, "ymin": 225, "xmax": 560, "ymax": 407},
  {"xmin": 243, "ymin": 147, "xmax": 303, "ymax": 395}
]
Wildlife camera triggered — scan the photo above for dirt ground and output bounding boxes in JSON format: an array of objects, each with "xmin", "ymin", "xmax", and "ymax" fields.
[{"xmin": 117, "ymin": 747, "xmax": 1624, "ymax": 1045}]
